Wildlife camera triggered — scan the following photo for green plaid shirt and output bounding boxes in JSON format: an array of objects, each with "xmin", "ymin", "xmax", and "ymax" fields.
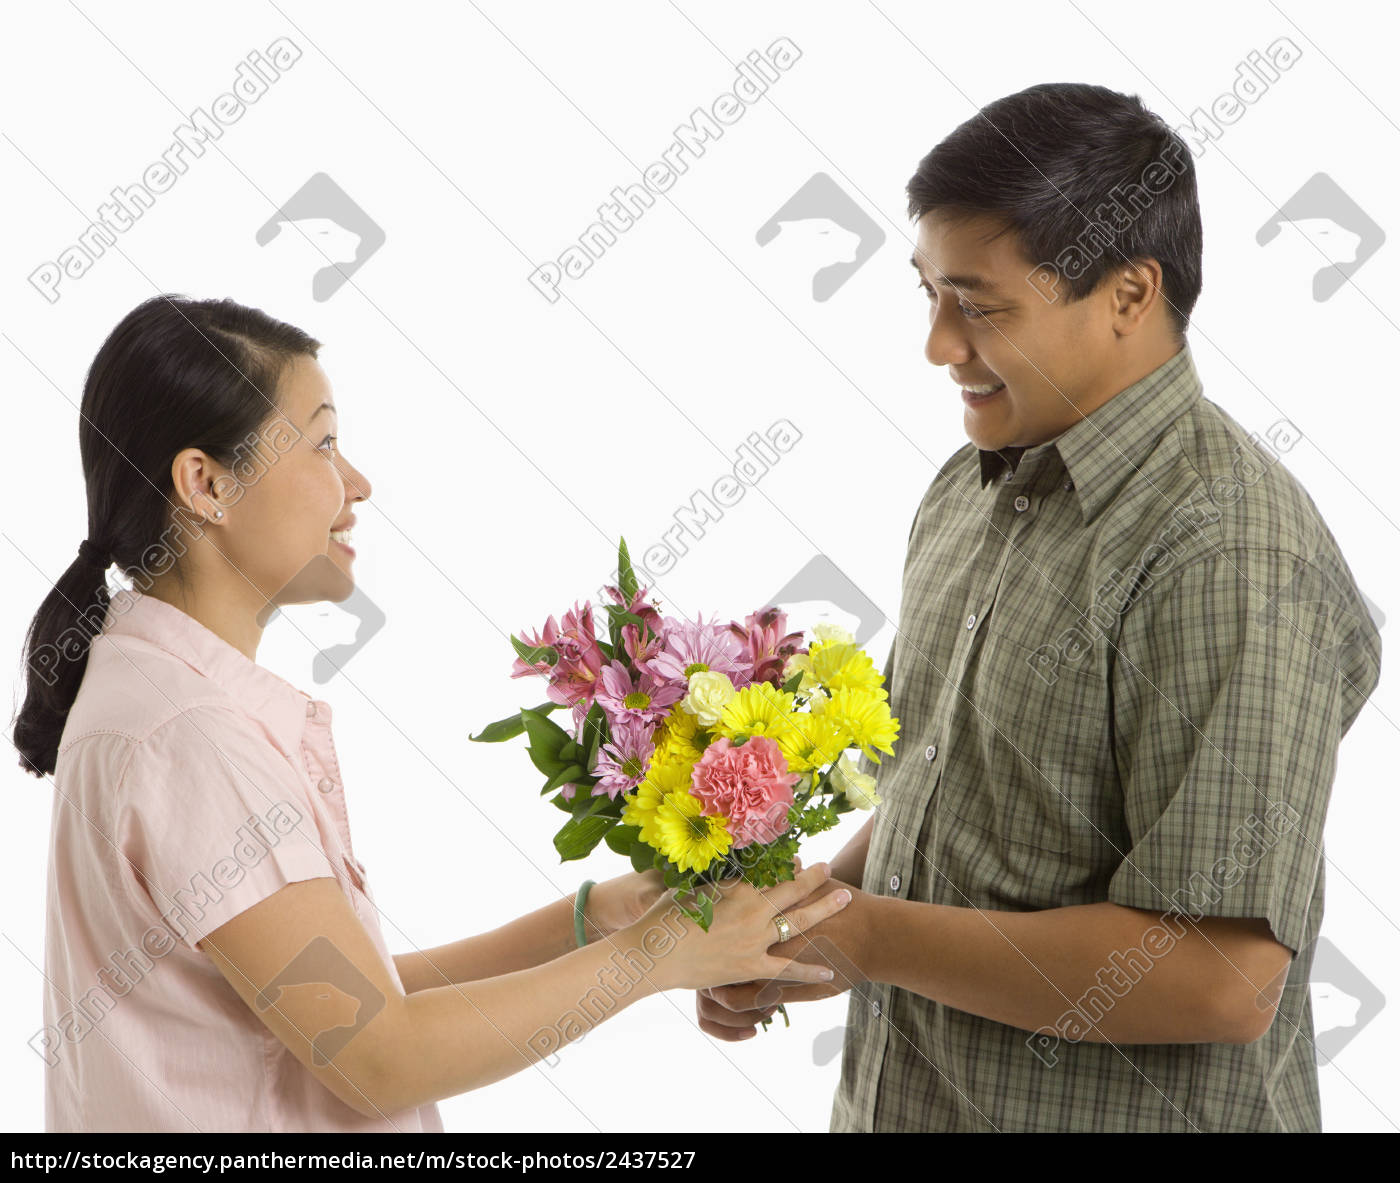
[{"xmin": 829, "ymin": 345, "xmax": 1382, "ymax": 1132}]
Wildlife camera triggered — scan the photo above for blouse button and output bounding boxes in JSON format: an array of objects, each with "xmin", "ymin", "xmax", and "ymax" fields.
[
  {"xmin": 317, "ymin": 777, "xmax": 336, "ymax": 794},
  {"xmin": 306, "ymin": 700, "xmax": 318, "ymax": 719}
]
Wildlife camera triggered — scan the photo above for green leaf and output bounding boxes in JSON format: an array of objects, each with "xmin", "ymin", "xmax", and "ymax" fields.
[
  {"xmin": 629, "ymin": 839, "xmax": 656, "ymax": 873},
  {"xmin": 525, "ymin": 745, "xmax": 568, "ymax": 778},
  {"xmin": 521, "ymin": 707, "xmax": 571, "ymax": 764},
  {"xmin": 781, "ymin": 671, "xmax": 805, "ymax": 694},
  {"xmin": 547, "ymin": 791, "xmax": 574, "ymax": 813},
  {"xmin": 605, "ymin": 824, "xmax": 641, "ymax": 855},
  {"xmin": 469, "ymin": 701, "xmax": 560, "ymax": 743},
  {"xmin": 542, "ymin": 763, "xmax": 586, "ymax": 792},
  {"xmin": 570, "ymin": 787, "xmax": 617, "ymax": 820},
  {"xmin": 581, "ymin": 701, "xmax": 607, "ymax": 769},
  {"xmin": 605, "ymin": 605, "xmax": 646, "ymax": 631},
  {"xmin": 511, "ymin": 635, "xmax": 559, "ymax": 667},
  {"xmin": 554, "ymin": 813, "xmax": 615, "ymax": 862},
  {"xmin": 618, "ymin": 537, "xmax": 639, "ymax": 602}
]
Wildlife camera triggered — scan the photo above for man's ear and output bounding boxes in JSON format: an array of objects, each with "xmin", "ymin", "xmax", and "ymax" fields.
[{"xmin": 1111, "ymin": 258, "xmax": 1165, "ymax": 333}]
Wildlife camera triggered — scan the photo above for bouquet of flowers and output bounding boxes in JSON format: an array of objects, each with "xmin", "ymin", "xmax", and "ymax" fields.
[{"xmin": 471, "ymin": 539, "xmax": 899, "ymax": 933}]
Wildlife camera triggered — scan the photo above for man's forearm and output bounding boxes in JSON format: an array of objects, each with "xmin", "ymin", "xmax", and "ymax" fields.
[
  {"xmin": 852, "ymin": 895, "xmax": 1285, "ymax": 1044},
  {"xmin": 828, "ymin": 814, "xmax": 874, "ymax": 889}
]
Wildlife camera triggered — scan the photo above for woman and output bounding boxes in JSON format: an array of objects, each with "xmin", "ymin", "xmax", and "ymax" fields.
[{"xmin": 14, "ymin": 295, "xmax": 848, "ymax": 1133}]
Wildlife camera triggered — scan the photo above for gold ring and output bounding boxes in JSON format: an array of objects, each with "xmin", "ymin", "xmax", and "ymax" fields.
[{"xmin": 773, "ymin": 914, "xmax": 792, "ymax": 942}]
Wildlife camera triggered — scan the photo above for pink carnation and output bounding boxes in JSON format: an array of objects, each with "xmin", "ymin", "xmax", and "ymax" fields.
[{"xmin": 690, "ymin": 735, "xmax": 800, "ymax": 849}]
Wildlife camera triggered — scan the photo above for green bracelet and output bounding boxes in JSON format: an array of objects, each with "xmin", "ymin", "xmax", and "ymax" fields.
[{"xmin": 573, "ymin": 879, "xmax": 597, "ymax": 948}]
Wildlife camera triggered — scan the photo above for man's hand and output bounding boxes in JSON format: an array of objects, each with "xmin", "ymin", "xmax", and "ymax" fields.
[{"xmin": 695, "ymin": 877, "xmax": 872, "ymax": 1041}]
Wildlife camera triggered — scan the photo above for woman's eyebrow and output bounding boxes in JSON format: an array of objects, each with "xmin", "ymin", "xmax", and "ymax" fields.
[{"xmin": 308, "ymin": 402, "xmax": 337, "ymax": 423}]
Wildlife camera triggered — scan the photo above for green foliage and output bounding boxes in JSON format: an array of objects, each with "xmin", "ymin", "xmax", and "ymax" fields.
[
  {"xmin": 469, "ymin": 701, "xmax": 560, "ymax": 743},
  {"xmin": 510, "ymin": 635, "xmax": 559, "ymax": 668},
  {"xmin": 617, "ymin": 536, "xmax": 639, "ymax": 603},
  {"xmin": 553, "ymin": 812, "xmax": 615, "ymax": 861}
]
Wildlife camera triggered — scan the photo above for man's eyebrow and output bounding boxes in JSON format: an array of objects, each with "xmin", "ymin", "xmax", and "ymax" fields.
[{"xmin": 908, "ymin": 253, "xmax": 1002, "ymax": 295}]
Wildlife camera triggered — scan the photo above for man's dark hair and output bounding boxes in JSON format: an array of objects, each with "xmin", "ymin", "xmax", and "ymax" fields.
[{"xmin": 907, "ymin": 82, "xmax": 1202, "ymax": 340}]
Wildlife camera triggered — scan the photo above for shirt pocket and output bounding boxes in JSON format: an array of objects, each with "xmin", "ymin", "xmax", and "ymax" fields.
[{"xmin": 940, "ymin": 625, "xmax": 1111, "ymax": 857}]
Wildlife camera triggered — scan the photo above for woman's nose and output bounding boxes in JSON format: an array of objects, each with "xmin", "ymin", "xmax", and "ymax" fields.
[{"xmin": 341, "ymin": 458, "xmax": 371, "ymax": 503}]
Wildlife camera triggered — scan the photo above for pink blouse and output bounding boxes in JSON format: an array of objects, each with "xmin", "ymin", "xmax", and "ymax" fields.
[{"xmin": 41, "ymin": 588, "xmax": 443, "ymax": 1133}]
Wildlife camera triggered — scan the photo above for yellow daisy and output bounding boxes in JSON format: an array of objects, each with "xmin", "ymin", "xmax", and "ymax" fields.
[
  {"xmin": 655, "ymin": 788, "xmax": 732, "ymax": 873},
  {"xmin": 622, "ymin": 752, "xmax": 695, "ymax": 848},
  {"xmin": 715, "ymin": 682, "xmax": 797, "ymax": 744},
  {"xmin": 654, "ymin": 705, "xmax": 703, "ymax": 765},
  {"xmin": 807, "ymin": 640, "xmax": 887, "ymax": 696},
  {"xmin": 775, "ymin": 709, "xmax": 850, "ymax": 775},
  {"xmin": 823, "ymin": 685, "xmax": 900, "ymax": 764}
]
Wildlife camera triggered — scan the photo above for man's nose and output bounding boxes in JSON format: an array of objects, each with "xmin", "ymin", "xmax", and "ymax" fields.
[{"xmin": 925, "ymin": 312, "xmax": 972, "ymax": 368}]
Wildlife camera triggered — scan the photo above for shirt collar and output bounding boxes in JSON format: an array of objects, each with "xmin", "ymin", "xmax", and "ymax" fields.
[
  {"xmin": 978, "ymin": 345, "xmax": 1203, "ymax": 526},
  {"xmin": 100, "ymin": 587, "xmax": 317, "ymax": 757}
]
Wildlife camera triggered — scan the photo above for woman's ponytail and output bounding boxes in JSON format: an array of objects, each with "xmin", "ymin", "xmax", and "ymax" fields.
[{"xmin": 11, "ymin": 294, "xmax": 320, "ymax": 777}]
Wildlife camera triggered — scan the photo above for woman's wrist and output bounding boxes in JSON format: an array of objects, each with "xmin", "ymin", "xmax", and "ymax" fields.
[{"xmin": 572, "ymin": 879, "xmax": 597, "ymax": 947}]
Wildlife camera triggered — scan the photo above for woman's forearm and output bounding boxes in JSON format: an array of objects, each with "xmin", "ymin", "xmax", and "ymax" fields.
[
  {"xmin": 394, "ymin": 892, "xmax": 582, "ymax": 993},
  {"xmin": 364, "ymin": 914, "xmax": 678, "ymax": 1116}
]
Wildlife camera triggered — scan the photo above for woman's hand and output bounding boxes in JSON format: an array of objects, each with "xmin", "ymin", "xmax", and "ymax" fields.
[
  {"xmin": 581, "ymin": 870, "xmax": 667, "ymax": 941},
  {"xmin": 625, "ymin": 862, "xmax": 852, "ymax": 993}
]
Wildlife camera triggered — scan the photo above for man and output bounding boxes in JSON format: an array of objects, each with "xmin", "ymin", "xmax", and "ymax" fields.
[{"xmin": 697, "ymin": 82, "xmax": 1382, "ymax": 1132}]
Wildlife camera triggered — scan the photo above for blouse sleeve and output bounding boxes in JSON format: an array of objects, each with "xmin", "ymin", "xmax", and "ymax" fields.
[{"xmin": 116, "ymin": 704, "xmax": 338, "ymax": 950}]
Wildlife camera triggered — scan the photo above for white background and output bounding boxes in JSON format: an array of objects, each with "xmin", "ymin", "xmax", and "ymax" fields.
[{"xmin": 2, "ymin": 0, "xmax": 1396, "ymax": 1133}]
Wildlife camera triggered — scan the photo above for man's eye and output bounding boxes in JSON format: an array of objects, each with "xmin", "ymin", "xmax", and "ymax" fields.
[{"xmin": 919, "ymin": 281, "xmax": 987, "ymax": 318}]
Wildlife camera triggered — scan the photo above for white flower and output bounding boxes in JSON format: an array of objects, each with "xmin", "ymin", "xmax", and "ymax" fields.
[
  {"xmin": 812, "ymin": 621, "xmax": 856, "ymax": 646},
  {"xmin": 831, "ymin": 753, "xmax": 881, "ymax": 810},
  {"xmin": 782, "ymin": 651, "xmax": 821, "ymax": 696},
  {"xmin": 679, "ymin": 669, "xmax": 736, "ymax": 726}
]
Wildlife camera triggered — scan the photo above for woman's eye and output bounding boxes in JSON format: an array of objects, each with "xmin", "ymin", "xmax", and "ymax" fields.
[{"xmin": 320, "ymin": 436, "xmax": 338, "ymax": 455}]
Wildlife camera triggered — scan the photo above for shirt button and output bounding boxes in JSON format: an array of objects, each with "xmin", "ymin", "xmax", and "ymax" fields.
[
  {"xmin": 965, "ymin": 614, "xmax": 976, "ymax": 630},
  {"xmin": 1063, "ymin": 478, "xmax": 1074, "ymax": 491},
  {"xmin": 1002, "ymin": 470, "xmax": 1014, "ymax": 483},
  {"xmin": 924, "ymin": 743, "xmax": 937, "ymax": 761},
  {"xmin": 317, "ymin": 777, "xmax": 336, "ymax": 794},
  {"xmin": 1014, "ymin": 494, "xmax": 1030, "ymax": 512},
  {"xmin": 870, "ymin": 998, "xmax": 882, "ymax": 1018},
  {"xmin": 889, "ymin": 873, "xmax": 901, "ymax": 892}
]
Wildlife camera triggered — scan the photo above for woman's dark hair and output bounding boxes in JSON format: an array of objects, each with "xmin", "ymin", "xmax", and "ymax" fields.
[
  {"xmin": 907, "ymin": 82, "xmax": 1202, "ymax": 339},
  {"xmin": 12, "ymin": 295, "xmax": 321, "ymax": 777}
]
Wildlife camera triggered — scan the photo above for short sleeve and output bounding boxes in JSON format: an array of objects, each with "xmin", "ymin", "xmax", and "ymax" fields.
[
  {"xmin": 117, "ymin": 705, "xmax": 337, "ymax": 950},
  {"xmin": 1105, "ymin": 548, "xmax": 1371, "ymax": 954}
]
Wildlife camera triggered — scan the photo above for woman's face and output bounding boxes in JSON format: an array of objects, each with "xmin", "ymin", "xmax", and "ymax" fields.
[{"xmin": 214, "ymin": 353, "xmax": 373, "ymax": 610}]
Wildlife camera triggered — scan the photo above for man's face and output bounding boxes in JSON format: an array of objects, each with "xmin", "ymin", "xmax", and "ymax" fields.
[{"xmin": 912, "ymin": 209, "xmax": 1122, "ymax": 452}]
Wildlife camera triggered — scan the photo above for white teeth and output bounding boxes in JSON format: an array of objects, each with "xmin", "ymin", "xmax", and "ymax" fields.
[
  {"xmin": 330, "ymin": 529, "xmax": 353, "ymax": 545},
  {"xmin": 964, "ymin": 382, "xmax": 1004, "ymax": 395}
]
